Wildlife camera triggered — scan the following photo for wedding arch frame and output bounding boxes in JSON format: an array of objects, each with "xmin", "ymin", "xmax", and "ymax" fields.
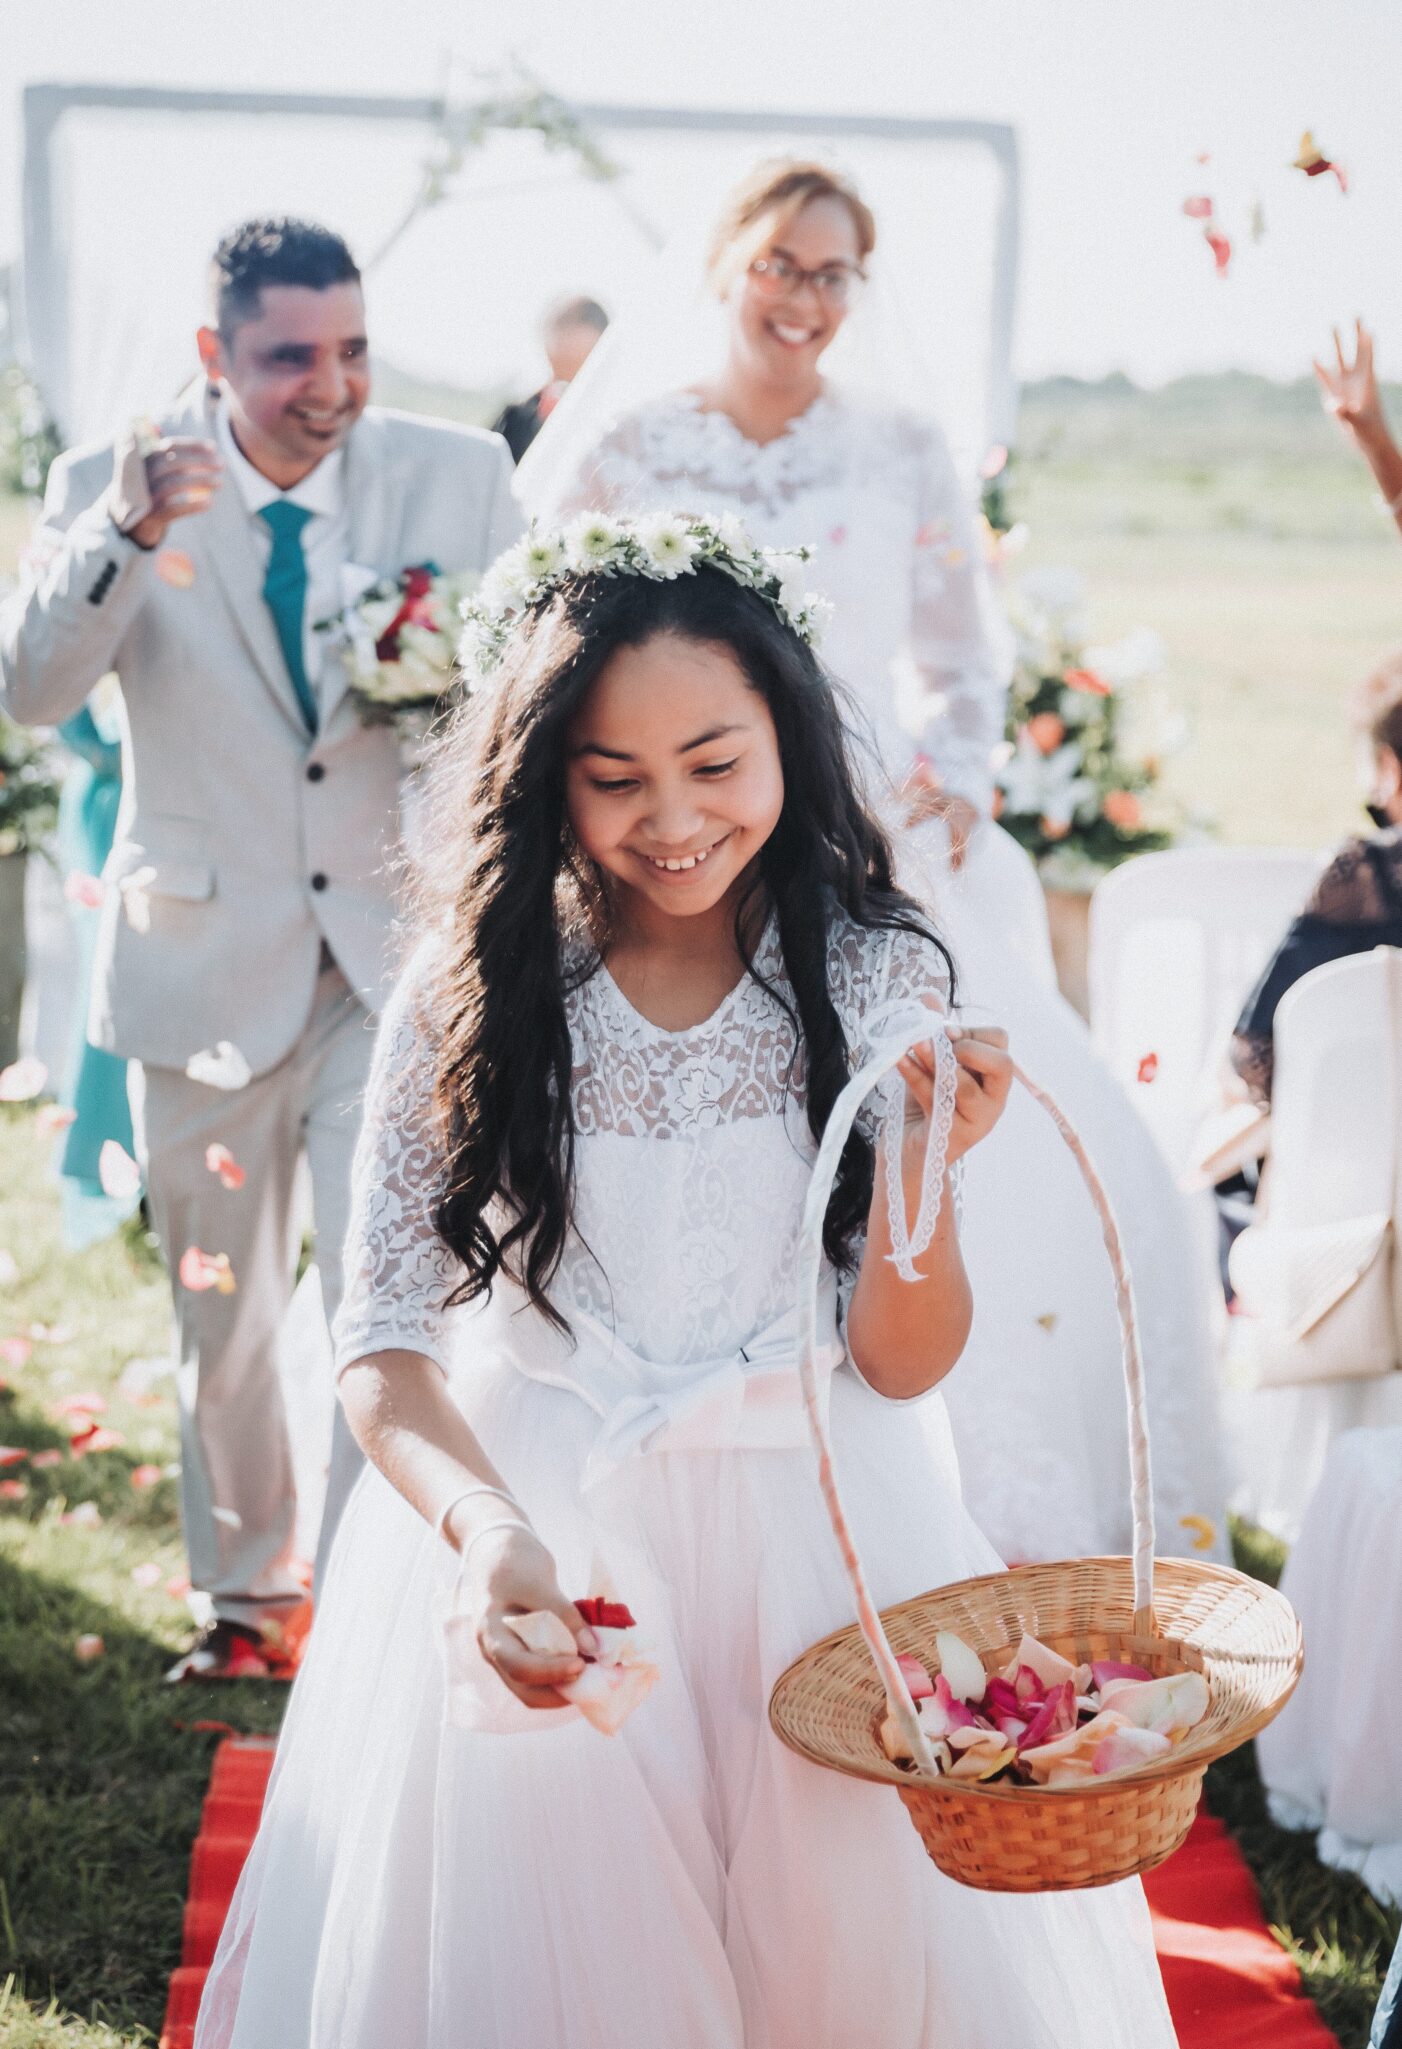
[{"xmin": 20, "ymin": 82, "xmax": 1020, "ymax": 447}]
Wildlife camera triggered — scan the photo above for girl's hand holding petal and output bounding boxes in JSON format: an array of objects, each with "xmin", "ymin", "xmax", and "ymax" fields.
[{"xmin": 452, "ymin": 1517, "xmax": 597, "ymax": 1710}]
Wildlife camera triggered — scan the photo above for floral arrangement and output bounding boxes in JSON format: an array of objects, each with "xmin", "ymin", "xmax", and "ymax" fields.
[
  {"xmin": 459, "ymin": 513, "xmax": 831, "ymax": 687},
  {"xmin": 365, "ymin": 61, "xmax": 619, "ymax": 273},
  {"xmin": 0, "ymin": 714, "xmax": 60, "ymax": 857},
  {"xmin": 325, "ymin": 562, "xmax": 481, "ymax": 732},
  {"xmin": 878, "ymin": 1626, "xmax": 1209, "ymax": 1788},
  {"xmin": 994, "ymin": 568, "xmax": 1186, "ymax": 889}
]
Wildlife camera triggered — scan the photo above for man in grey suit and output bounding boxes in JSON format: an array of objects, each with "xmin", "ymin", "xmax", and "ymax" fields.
[{"xmin": 1, "ymin": 218, "xmax": 521, "ymax": 1677}]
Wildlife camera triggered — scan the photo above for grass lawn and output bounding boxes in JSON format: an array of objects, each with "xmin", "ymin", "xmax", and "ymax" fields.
[{"xmin": 0, "ymin": 1104, "xmax": 1398, "ymax": 2046}]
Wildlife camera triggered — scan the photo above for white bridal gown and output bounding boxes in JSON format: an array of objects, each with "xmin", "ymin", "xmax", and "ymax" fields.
[
  {"xmin": 541, "ymin": 388, "xmax": 1227, "ymax": 1565},
  {"xmin": 197, "ymin": 916, "xmax": 1178, "ymax": 2049}
]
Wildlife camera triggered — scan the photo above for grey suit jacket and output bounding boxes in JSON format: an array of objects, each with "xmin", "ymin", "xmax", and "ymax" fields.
[{"xmin": 1, "ymin": 380, "xmax": 522, "ymax": 1075}]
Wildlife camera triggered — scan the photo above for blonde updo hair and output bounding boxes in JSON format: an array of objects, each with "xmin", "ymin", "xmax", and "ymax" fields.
[{"xmin": 705, "ymin": 158, "xmax": 877, "ymax": 296}]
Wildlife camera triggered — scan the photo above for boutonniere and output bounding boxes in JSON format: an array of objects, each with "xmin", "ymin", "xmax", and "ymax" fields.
[{"xmin": 317, "ymin": 561, "xmax": 480, "ymax": 735}]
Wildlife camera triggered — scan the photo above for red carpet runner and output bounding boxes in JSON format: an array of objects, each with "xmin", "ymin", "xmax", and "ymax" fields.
[{"xmin": 160, "ymin": 1743, "xmax": 1339, "ymax": 2048}]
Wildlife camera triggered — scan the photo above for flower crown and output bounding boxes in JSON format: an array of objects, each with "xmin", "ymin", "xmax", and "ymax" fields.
[{"xmin": 457, "ymin": 511, "xmax": 833, "ymax": 687}]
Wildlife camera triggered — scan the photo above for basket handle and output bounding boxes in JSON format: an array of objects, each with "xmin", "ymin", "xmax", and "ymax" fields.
[{"xmin": 796, "ymin": 1006, "xmax": 1157, "ymax": 1779}]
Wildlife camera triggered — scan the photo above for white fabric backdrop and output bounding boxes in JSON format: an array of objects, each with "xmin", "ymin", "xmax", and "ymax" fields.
[{"xmin": 25, "ymin": 101, "xmax": 1014, "ymax": 466}]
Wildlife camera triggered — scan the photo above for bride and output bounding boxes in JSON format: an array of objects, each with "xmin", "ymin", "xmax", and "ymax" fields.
[{"xmin": 519, "ymin": 157, "xmax": 1228, "ymax": 1564}]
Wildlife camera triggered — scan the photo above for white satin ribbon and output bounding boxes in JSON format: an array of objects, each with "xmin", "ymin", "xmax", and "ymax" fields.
[{"xmin": 507, "ymin": 1279, "xmax": 846, "ymax": 1492}]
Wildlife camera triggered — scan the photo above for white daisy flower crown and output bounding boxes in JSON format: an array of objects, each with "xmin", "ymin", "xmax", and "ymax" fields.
[{"xmin": 457, "ymin": 511, "xmax": 833, "ymax": 689}]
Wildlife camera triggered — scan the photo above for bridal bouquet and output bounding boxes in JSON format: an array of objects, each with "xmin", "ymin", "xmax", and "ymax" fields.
[
  {"xmin": 995, "ymin": 569, "xmax": 1186, "ymax": 888},
  {"xmin": 324, "ymin": 562, "xmax": 481, "ymax": 734}
]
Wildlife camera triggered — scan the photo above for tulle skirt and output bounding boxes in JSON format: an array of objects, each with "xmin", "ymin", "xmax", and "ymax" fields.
[
  {"xmin": 903, "ymin": 818, "xmax": 1230, "ymax": 1565},
  {"xmin": 196, "ymin": 1345, "xmax": 1178, "ymax": 2049}
]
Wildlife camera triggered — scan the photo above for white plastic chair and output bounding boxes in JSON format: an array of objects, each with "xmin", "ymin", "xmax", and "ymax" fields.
[
  {"xmin": 1088, "ymin": 847, "xmax": 1327, "ymax": 1175},
  {"xmin": 1224, "ymin": 948, "xmax": 1402, "ymax": 1537},
  {"xmin": 1256, "ymin": 1425, "xmax": 1402, "ymax": 1907}
]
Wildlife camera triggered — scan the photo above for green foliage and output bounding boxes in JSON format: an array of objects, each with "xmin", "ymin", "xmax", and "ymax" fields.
[
  {"xmin": 0, "ymin": 1112, "xmax": 283, "ymax": 2045},
  {"xmin": 0, "ymin": 368, "xmax": 61, "ymax": 503},
  {"xmin": 0, "ymin": 719, "xmax": 60, "ymax": 859}
]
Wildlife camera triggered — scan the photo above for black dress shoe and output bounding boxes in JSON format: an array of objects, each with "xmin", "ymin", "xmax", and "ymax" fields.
[{"xmin": 164, "ymin": 1618, "xmax": 274, "ymax": 1683}]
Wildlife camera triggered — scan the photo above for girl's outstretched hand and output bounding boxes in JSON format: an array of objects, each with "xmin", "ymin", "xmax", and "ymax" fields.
[
  {"xmin": 455, "ymin": 1520, "xmax": 598, "ymax": 1709},
  {"xmin": 897, "ymin": 1023, "xmax": 1012, "ymax": 1167}
]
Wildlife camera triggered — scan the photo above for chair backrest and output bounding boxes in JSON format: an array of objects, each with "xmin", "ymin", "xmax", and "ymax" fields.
[
  {"xmin": 1268, "ymin": 947, "xmax": 1400, "ymax": 1227},
  {"xmin": 1089, "ymin": 847, "xmax": 1328, "ymax": 1172}
]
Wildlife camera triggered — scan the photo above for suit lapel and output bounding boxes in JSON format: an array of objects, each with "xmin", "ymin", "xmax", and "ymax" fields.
[
  {"xmin": 181, "ymin": 384, "xmax": 310, "ymax": 739},
  {"xmin": 322, "ymin": 413, "xmax": 402, "ymax": 732}
]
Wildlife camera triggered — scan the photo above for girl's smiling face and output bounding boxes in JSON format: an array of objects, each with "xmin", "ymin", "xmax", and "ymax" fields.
[{"xmin": 566, "ymin": 632, "xmax": 784, "ymax": 926}]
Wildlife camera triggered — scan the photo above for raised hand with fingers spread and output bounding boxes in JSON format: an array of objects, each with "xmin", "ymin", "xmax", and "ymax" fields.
[{"xmin": 1314, "ymin": 319, "xmax": 1402, "ymax": 532}]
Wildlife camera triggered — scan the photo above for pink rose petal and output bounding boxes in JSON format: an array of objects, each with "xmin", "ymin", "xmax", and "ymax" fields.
[
  {"xmin": 1091, "ymin": 1659, "xmax": 1155, "ymax": 1692},
  {"xmin": 896, "ymin": 1653, "xmax": 935, "ymax": 1702},
  {"xmin": 54, "ymin": 1392, "xmax": 106, "ymax": 1418},
  {"xmin": 98, "ymin": 1141, "xmax": 141, "ymax": 1201},
  {"xmin": 1017, "ymin": 1678, "xmax": 1078, "ymax": 1752},
  {"xmin": 935, "ymin": 1631, "xmax": 987, "ymax": 1705},
  {"xmin": 130, "ymin": 1463, "xmax": 162, "ymax": 1491},
  {"xmin": 63, "ymin": 872, "xmax": 105, "ymax": 910},
  {"xmin": 74, "ymin": 1633, "xmax": 105, "ymax": 1663},
  {"xmin": 0, "ymin": 1478, "xmax": 28, "ymax": 1500},
  {"xmin": 204, "ymin": 1143, "xmax": 247, "ymax": 1191},
  {"xmin": 0, "ymin": 1058, "xmax": 46, "ymax": 1103},
  {"xmin": 1093, "ymin": 1725, "xmax": 1173, "ymax": 1776}
]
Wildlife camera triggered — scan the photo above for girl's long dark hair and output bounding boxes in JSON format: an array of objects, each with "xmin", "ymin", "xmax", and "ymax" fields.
[{"xmin": 416, "ymin": 566, "xmax": 953, "ymax": 1328}]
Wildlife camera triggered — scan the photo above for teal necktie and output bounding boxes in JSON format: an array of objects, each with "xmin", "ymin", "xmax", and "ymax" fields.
[{"xmin": 258, "ymin": 500, "xmax": 318, "ymax": 734}]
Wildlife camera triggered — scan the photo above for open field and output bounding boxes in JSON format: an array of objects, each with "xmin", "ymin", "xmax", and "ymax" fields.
[{"xmin": 1014, "ymin": 376, "xmax": 1402, "ymax": 853}]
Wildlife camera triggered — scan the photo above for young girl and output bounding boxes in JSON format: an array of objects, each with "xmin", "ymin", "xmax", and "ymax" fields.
[{"xmin": 196, "ymin": 517, "xmax": 1178, "ymax": 2048}]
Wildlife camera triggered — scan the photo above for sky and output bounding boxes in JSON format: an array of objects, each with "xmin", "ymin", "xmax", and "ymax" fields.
[{"xmin": 4, "ymin": 1, "xmax": 1401, "ymax": 438}]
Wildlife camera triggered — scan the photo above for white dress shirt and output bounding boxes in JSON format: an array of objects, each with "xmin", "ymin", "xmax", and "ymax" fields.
[{"xmin": 216, "ymin": 402, "xmax": 349, "ymax": 689}]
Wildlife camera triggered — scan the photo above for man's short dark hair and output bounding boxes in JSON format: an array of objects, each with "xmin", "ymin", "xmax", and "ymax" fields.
[
  {"xmin": 211, "ymin": 218, "xmax": 361, "ymax": 337},
  {"xmin": 542, "ymin": 294, "xmax": 609, "ymax": 337}
]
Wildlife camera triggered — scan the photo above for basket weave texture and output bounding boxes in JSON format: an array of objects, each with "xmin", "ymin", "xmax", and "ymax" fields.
[
  {"xmin": 771, "ymin": 1554, "xmax": 1303, "ymax": 1892},
  {"xmin": 765, "ymin": 1009, "xmax": 1305, "ymax": 1893}
]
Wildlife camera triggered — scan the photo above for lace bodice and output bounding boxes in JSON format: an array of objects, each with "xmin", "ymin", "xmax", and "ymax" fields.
[
  {"xmin": 551, "ymin": 389, "xmax": 1012, "ymax": 812},
  {"xmin": 333, "ymin": 913, "xmax": 950, "ymax": 1374}
]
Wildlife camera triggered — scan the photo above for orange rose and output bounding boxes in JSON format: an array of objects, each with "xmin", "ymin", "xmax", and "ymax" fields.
[
  {"xmin": 1040, "ymin": 817, "xmax": 1072, "ymax": 841},
  {"xmin": 1026, "ymin": 713, "xmax": 1066, "ymax": 754},
  {"xmin": 1103, "ymin": 791, "xmax": 1143, "ymax": 830}
]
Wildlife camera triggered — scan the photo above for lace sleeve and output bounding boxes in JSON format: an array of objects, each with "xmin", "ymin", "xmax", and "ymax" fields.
[
  {"xmin": 907, "ymin": 418, "xmax": 1013, "ymax": 816},
  {"xmin": 331, "ymin": 944, "xmax": 462, "ymax": 1377},
  {"xmin": 1302, "ymin": 837, "xmax": 1391, "ymax": 922}
]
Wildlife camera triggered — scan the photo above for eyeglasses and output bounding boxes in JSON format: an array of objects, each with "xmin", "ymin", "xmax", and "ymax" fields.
[{"xmin": 746, "ymin": 253, "xmax": 865, "ymax": 306}]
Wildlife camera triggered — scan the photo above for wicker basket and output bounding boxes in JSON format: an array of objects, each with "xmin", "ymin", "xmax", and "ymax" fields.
[{"xmin": 768, "ymin": 1015, "xmax": 1304, "ymax": 1893}]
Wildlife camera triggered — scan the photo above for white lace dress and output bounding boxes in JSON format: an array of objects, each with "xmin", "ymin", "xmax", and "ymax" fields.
[
  {"xmin": 196, "ymin": 915, "xmax": 1178, "ymax": 2049},
  {"xmin": 540, "ymin": 388, "xmax": 1227, "ymax": 1566}
]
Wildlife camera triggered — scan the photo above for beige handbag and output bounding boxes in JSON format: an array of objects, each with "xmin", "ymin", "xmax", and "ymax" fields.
[{"xmin": 1229, "ymin": 947, "xmax": 1402, "ymax": 1387}]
